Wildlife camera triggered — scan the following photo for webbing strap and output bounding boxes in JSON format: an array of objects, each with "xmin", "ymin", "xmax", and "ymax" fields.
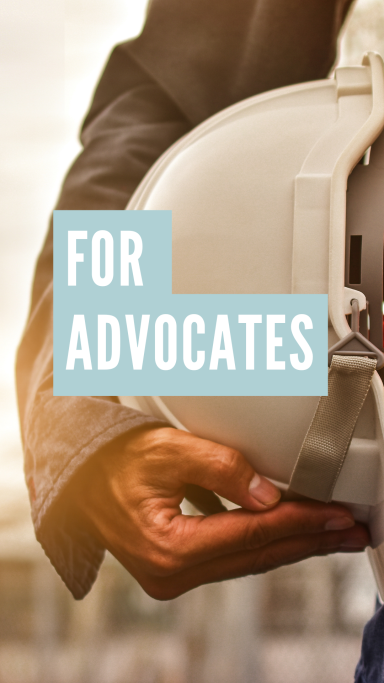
[{"xmin": 288, "ymin": 354, "xmax": 377, "ymax": 502}]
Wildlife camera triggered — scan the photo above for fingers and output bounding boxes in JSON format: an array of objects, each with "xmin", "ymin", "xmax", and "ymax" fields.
[
  {"xmin": 136, "ymin": 522, "xmax": 370, "ymax": 601},
  {"xmin": 169, "ymin": 501, "xmax": 358, "ymax": 568},
  {"xmin": 94, "ymin": 427, "xmax": 371, "ymax": 604},
  {"xmin": 157, "ymin": 428, "xmax": 281, "ymax": 511}
]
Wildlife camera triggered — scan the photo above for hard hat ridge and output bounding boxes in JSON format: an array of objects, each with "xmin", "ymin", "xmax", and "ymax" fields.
[{"xmin": 121, "ymin": 53, "xmax": 384, "ymax": 596}]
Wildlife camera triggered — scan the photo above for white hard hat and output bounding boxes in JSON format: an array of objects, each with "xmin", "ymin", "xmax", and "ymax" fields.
[{"xmin": 121, "ymin": 53, "xmax": 384, "ymax": 594}]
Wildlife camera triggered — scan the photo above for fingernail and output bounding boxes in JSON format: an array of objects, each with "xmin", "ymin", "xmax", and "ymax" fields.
[
  {"xmin": 325, "ymin": 517, "xmax": 355, "ymax": 531},
  {"xmin": 249, "ymin": 474, "xmax": 281, "ymax": 506},
  {"xmin": 340, "ymin": 539, "xmax": 368, "ymax": 549}
]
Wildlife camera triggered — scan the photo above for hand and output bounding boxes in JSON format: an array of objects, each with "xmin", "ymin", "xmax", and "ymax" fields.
[{"xmin": 75, "ymin": 427, "xmax": 370, "ymax": 600}]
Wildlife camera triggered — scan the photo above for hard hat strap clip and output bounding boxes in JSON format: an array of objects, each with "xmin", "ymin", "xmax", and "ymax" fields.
[{"xmin": 328, "ymin": 298, "xmax": 384, "ymax": 369}]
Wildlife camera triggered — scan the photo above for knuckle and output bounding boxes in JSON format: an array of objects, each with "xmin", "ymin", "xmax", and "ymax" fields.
[
  {"xmin": 144, "ymin": 430, "xmax": 170, "ymax": 459},
  {"xmin": 242, "ymin": 520, "xmax": 257, "ymax": 551},
  {"xmin": 153, "ymin": 427, "xmax": 176, "ymax": 449},
  {"xmin": 144, "ymin": 547, "xmax": 181, "ymax": 578},
  {"xmin": 244, "ymin": 518, "xmax": 270, "ymax": 550},
  {"xmin": 305, "ymin": 538, "xmax": 337, "ymax": 561},
  {"xmin": 242, "ymin": 521, "xmax": 256, "ymax": 551},
  {"xmin": 316, "ymin": 534, "xmax": 338, "ymax": 553},
  {"xmin": 216, "ymin": 448, "xmax": 243, "ymax": 480},
  {"xmin": 250, "ymin": 546, "xmax": 278, "ymax": 574},
  {"xmin": 138, "ymin": 517, "xmax": 185, "ymax": 577},
  {"xmin": 227, "ymin": 448, "xmax": 243, "ymax": 471}
]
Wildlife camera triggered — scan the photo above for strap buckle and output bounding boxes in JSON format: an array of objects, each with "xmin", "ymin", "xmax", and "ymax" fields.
[{"xmin": 328, "ymin": 298, "xmax": 384, "ymax": 368}]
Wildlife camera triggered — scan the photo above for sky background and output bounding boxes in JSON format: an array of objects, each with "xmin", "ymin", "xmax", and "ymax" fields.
[{"xmin": 1, "ymin": 0, "xmax": 384, "ymax": 541}]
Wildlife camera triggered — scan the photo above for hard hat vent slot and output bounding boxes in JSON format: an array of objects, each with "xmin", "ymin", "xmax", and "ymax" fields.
[
  {"xmin": 345, "ymin": 134, "xmax": 384, "ymax": 353},
  {"xmin": 349, "ymin": 235, "xmax": 362, "ymax": 285}
]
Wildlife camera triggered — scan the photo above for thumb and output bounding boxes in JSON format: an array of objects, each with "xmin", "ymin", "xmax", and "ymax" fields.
[{"xmin": 174, "ymin": 431, "xmax": 281, "ymax": 512}]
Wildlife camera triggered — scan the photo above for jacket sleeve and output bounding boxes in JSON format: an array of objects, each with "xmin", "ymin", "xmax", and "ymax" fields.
[{"xmin": 16, "ymin": 44, "xmax": 191, "ymax": 599}]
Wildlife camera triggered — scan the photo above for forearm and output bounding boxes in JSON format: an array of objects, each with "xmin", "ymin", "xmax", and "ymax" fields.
[{"xmin": 16, "ymin": 50, "xmax": 190, "ymax": 598}]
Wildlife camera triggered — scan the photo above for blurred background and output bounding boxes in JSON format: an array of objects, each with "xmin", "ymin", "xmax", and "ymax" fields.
[{"xmin": 1, "ymin": 0, "xmax": 384, "ymax": 681}]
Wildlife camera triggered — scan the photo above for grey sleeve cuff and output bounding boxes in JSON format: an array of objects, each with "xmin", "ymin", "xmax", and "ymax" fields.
[{"xmin": 30, "ymin": 409, "xmax": 168, "ymax": 599}]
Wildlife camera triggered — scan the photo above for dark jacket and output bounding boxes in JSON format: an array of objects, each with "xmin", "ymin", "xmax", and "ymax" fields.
[{"xmin": 16, "ymin": 0, "xmax": 354, "ymax": 599}]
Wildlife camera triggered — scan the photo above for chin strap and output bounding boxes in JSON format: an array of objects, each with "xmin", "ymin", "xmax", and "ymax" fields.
[
  {"xmin": 288, "ymin": 353, "xmax": 377, "ymax": 502},
  {"xmin": 289, "ymin": 298, "xmax": 383, "ymax": 502}
]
